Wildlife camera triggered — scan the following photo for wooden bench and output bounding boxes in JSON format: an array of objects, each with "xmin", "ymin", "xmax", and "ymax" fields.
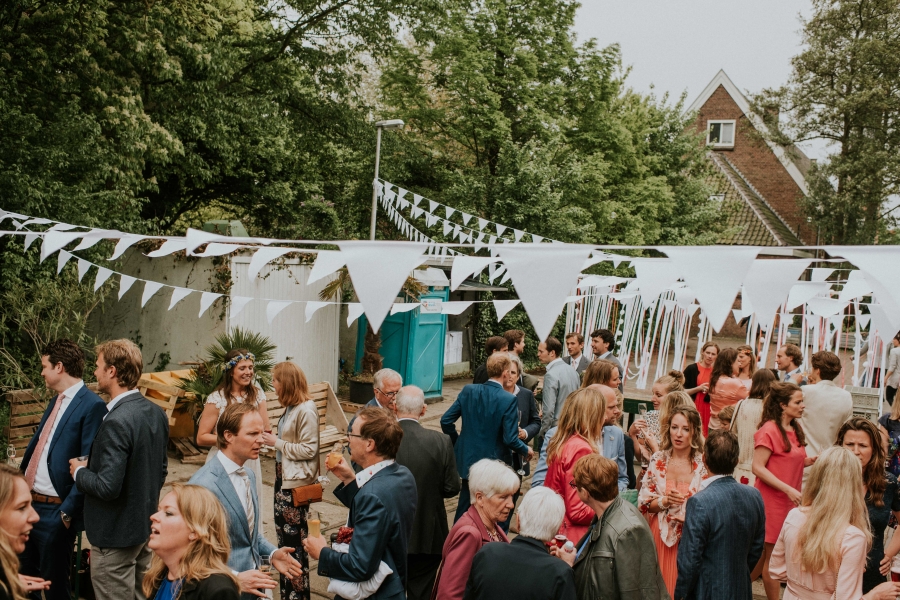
[{"xmin": 264, "ymin": 381, "xmax": 348, "ymax": 456}]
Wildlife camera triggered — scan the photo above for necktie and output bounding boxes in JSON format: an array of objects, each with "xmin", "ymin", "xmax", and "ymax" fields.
[
  {"xmin": 25, "ymin": 394, "xmax": 64, "ymax": 490},
  {"xmin": 235, "ymin": 467, "xmax": 255, "ymax": 534}
]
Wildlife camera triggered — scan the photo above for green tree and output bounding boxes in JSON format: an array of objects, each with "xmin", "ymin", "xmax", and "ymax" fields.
[{"xmin": 754, "ymin": 0, "xmax": 900, "ymax": 244}]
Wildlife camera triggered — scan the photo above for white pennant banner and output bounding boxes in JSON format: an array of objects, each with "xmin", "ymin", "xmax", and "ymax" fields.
[
  {"xmin": 118, "ymin": 275, "xmax": 137, "ymax": 300},
  {"xmin": 110, "ymin": 235, "xmax": 146, "ymax": 260},
  {"xmin": 147, "ymin": 239, "xmax": 186, "ymax": 258},
  {"xmin": 632, "ymin": 259, "xmax": 680, "ymax": 306},
  {"xmin": 77, "ymin": 259, "xmax": 92, "ymax": 282},
  {"xmin": 248, "ymin": 247, "xmax": 294, "ymax": 280},
  {"xmin": 229, "ymin": 296, "xmax": 253, "ymax": 319},
  {"xmin": 347, "ymin": 303, "xmax": 365, "ymax": 326},
  {"xmin": 57, "ymin": 250, "xmax": 73, "ymax": 274},
  {"xmin": 450, "ymin": 256, "xmax": 493, "ymax": 291},
  {"xmin": 94, "ymin": 267, "xmax": 113, "ymax": 291},
  {"xmin": 168, "ymin": 287, "xmax": 193, "ymax": 310},
  {"xmin": 307, "ymin": 250, "xmax": 346, "ymax": 285},
  {"xmin": 440, "ymin": 301, "xmax": 473, "ymax": 315},
  {"xmin": 41, "ymin": 231, "xmax": 82, "ymax": 262},
  {"xmin": 742, "ymin": 259, "xmax": 811, "ymax": 326},
  {"xmin": 305, "ymin": 301, "xmax": 329, "ymax": 323},
  {"xmin": 265, "ymin": 300, "xmax": 292, "ymax": 324},
  {"xmin": 493, "ymin": 299, "xmax": 520, "ymax": 321},
  {"xmin": 141, "ymin": 281, "xmax": 165, "ymax": 308},
  {"xmin": 391, "ymin": 303, "xmax": 420, "ymax": 315},
  {"xmin": 199, "ymin": 292, "xmax": 223, "ymax": 317}
]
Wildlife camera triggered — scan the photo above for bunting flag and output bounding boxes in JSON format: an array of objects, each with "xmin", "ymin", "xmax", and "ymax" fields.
[
  {"xmin": 248, "ymin": 247, "xmax": 294, "ymax": 280},
  {"xmin": 140, "ymin": 281, "xmax": 165, "ymax": 308},
  {"xmin": 57, "ymin": 250, "xmax": 73, "ymax": 274},
  {"xmin": 94, "ymin": 267, "xmax": 113, "ymax": 292},
  {"xmin": 118, "ymin": 275, "xmax": 137, "ymax": 299},
  {"xmin": 198, "ymin": 292, "xmax": 223, "ymax": 317},
  {"xmin": 168, "ymin": 287, "xmax": 194, "ymax": 310},
  {"xmin": 305, "ymin": 301, "xmax": 329, "ymax": 323},
  {"xmin": 228, "ymin": 296, "xmax": 254, "ymax": 319},
  {"xmin": 346, "ymin": 303, "xmax": 365, "ymax": 326},
  {"xmin": 493, "ymin": 299, "xmax": 520, "ymax": 321}
]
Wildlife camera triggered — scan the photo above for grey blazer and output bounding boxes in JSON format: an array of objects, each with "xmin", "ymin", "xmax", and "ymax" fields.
[
  {"xmin": 539, "ymin": 360, "xmax": 581, "ymax": 437},
  {"xmin": 563, "ymin": 354, "xmax": 590, "ymax": 375},
  {"xmin": 76, "ymin": 391, "xmax": 169, "ymax": 548}
]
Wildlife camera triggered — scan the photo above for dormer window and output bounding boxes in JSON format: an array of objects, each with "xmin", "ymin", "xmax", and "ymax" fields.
[{"xmin": 707, "ymin": 120, "xmax": 735, "ymax": 148}]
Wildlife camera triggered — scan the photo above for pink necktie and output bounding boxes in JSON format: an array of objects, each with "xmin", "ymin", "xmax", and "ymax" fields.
[{"xmin": 24, "ymin": 395, "xmax": 64, "ymax": 490}]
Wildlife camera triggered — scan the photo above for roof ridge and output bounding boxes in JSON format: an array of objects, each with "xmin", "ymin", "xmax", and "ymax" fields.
[{"xmin": 716, "ymin": 153, "xmax": 803, "ymax": 243}]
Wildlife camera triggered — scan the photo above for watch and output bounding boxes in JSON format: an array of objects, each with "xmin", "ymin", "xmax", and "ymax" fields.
[{"xmin": 60, "ymin": 512, "xmax": 72, "ymax": 523}]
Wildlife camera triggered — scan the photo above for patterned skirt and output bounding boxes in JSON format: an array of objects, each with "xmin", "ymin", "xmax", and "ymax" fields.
[{"xmin": 275, "ymin": 462, "xmax": 311, "ymax": 600}]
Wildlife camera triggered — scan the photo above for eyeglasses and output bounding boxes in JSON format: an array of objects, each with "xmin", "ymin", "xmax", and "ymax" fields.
[
  {"xmin": 347, "ymin": 433, "xmax": 367, "ymax": 440},
  {"xmin": 375, "ymin": 388, "xmax": 399, "ymax": 398}
]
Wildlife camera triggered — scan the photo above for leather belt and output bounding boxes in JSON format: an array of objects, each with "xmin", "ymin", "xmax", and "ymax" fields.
[{"xmin": 31, "ymin": 492, "xmax": 62, "ymax": 505}]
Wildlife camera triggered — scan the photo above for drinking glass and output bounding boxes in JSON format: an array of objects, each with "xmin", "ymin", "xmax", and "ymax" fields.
[
  {"xmin": 516, "ymin": 410, "xmax": 527, "ymax": 477},
  {"xmin": 259, "ymin": 555, "xmax": 272, "ymax": 574},
  {"xmin": 308, "ymin": 510, "xmax": 321, "ymax": 538}
]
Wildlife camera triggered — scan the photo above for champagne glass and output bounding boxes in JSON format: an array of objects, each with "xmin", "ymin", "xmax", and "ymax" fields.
[
  {"xmin": 320, "ymin": 442, "xmax": 344, "ymax": 485},
  {"xmin": 516, "ymin": 411, "xmax": 527, "ymax": 477},
  {"xmin": 308, "ymin": 509, "xmax": 321, "ymax": 538}
]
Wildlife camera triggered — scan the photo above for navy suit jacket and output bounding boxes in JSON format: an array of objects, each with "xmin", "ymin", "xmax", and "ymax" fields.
[
  {"xmin": 20, "ymin": 385, "xmax": 107, "ymax": 530},
  {"xmin": 318, "ymin": 462, "xmax": 417, "ymax": 600},
  {"xmin": 674, "ymin": 476, "xmax": 765, "ymax": 600},
  {"xmin": 440, "ymin": 381, "xmax": 530, "ymax": 479}
]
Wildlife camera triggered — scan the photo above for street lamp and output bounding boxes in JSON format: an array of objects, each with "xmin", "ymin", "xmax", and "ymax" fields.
[{"xmin": 369, "ymin": 119, "xmax": 405, "ymax": 240}]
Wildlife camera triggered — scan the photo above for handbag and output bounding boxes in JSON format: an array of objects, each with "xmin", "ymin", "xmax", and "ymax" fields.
[{"xmin": 291, "ymin": 409, "xmax": 323, "ymax": 507}]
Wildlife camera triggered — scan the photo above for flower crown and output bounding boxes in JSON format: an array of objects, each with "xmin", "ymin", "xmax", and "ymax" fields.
[{"xmin": 225, "ymin": 352, "xmax": 255, "ymax": 370}]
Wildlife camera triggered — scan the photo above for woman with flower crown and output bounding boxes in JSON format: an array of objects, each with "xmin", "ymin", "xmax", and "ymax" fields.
[{"xmin": 196, "ymin": 348, "xmax": 269, "ymax": 501}]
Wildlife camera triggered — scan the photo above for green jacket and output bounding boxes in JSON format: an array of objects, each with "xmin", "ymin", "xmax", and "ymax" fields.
[{"xmin": 572, "ymin": 496, "xmax": 670, "ymax": 600}]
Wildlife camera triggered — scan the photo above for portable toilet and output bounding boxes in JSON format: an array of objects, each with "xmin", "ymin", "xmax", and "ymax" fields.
[{"xmin": 355, "ymin": 268, "xmax": 449, "ymax": 400}]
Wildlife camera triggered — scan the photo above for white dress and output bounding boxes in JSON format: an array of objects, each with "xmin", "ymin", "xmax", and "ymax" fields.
[{"xmin": 205, "ymin": 387, "xmax": 266, "ymax": 502}]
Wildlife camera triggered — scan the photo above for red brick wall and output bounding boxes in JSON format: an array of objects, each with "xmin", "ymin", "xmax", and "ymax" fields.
[{"xmin": 693, "ymin": 85, "xmax": 814, "ymax": 244}]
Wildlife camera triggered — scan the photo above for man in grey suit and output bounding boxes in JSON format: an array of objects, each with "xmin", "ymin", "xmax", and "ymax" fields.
[
  {"xmin": 674, "ymin": 430, "xmax": 765, "ymax": 600},
  {"xmin": 537, "ymin": 337, "xmax": 581, "ymax": 440},
  {"xmin": 190, "ymin": 402, "xmax": 302, "ymax": 599},
  {"xmin": 590, "ymin": 328, "xmax": 624, "ymax": 391},
  {"xmin": 69, "ymin": 339, "xmax": 169, "ymax": 600},
  {"xmin": 563, "ymin": 332, "xmax": 590, "ymax": 375},
  {"xmin": 394, "ymin": 386, "xmax": 460, "ymax": 600}
]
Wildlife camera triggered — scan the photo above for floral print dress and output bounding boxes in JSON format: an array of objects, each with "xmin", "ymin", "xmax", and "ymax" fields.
[{"xmin": 275, "ymin": 404, "xmax": 311, "ymax": 600}]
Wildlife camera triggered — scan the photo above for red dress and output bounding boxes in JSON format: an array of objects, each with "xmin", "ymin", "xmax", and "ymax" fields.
[
  {"xmin": 694, "ymin": 364, "xmax": 712, "ymax": 435},
  {"xmin": 544, "ymin": 435, "xmax": 596, "ymax": 543},
  {"xmin": 754, "ymin": 421, "xmax": 807, "ymax": 544}
]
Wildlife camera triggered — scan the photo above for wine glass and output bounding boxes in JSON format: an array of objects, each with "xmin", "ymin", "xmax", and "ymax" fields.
[
  {"xmin": 320, "ymin": 442, "xmax": 344, "ymax": 486},
  {"xmin": 516, "ymin": 411, "xmax": 527, "ymax": 477}
]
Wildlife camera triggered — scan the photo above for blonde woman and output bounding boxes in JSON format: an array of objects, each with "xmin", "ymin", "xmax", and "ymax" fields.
[
  {"xmin": 639, "ymin": 405, "xmax": 708, "ymax": 596},
  {"xmin": 144, "ymin": 483, "xmax": 240, "ymax": 600},
  {"xmin": 770, "ymin": 447, "xmax": 900, "ymax": 600},
  {"xmin": 544, "ymin": 388, "xmax": 606, "ymax": 542},
  {"xmin": 629, "ymin": 371, "xmax": 685, "ymax": 478},
  {"xmin": 0, "ymin": 464, "xmax": 46, "ymax": 600},
  {"xmin": 261, "ymin": 362, "xmax": 318, "ymax": 600}
]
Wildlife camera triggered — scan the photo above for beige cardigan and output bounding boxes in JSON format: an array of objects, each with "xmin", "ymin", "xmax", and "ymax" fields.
[{"xmin": 274, "ymin": 400, "xmax": 320, "ymax": 488}]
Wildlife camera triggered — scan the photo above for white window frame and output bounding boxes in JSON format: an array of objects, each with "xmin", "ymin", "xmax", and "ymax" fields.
[{"xmin": 707, "ymin": 120, "xmax": 736, "ymax": 148}]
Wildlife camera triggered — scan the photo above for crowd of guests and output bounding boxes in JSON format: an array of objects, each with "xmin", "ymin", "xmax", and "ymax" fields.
[{"xmin": 7, "ymin": 330, "xmax": 900, "ymax": 600}]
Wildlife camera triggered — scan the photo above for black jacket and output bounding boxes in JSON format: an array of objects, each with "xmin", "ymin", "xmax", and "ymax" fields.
[
  {"xmin": 512, "ymin": 387, "xmax": 540, "ymax": 475},
  {"xmin": 464, "ymin": 536, "xmax": 576, "ymax": 600},
  {"xmin": 76, "ymin": 391, "xmax": 169, "ymax": 548},
  {"xmin": 472, "ymin": 363, "xmax": 489, "ymax": 384},
  {"xmin": 150, "ymin": 573, "xmax": 240, "ymax": 600},
  {"xmin": 395, "ymin": 419, "xmax": 460, "ymax": 555}
]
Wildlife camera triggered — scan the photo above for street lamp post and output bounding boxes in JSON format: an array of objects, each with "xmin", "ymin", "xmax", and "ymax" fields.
[{"xmin": 369, "ymin": 119, "xmax": 405, "ymax": 240}]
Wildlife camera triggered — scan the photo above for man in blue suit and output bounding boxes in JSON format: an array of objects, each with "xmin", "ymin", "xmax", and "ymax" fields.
[
  {"xmin": 304, "ymin": 407, "xmax": 417, "ymax": 600},
  {"xmin": 441, "ymin": 353, "xmax": 533, "ymax": 522},
  {"xmin": 190, "ymin": 403, "xmax": 302, "ymax": 599},
  {"xmin": 532, "ymin": 385, "xmax": 628, "ymax": 491},
  {"xmin": 674, "ymin": 430, "xmax": 765, "ymax": 600},
  {"xmin": 19, "ymin": 340, "xmax": 107, "ymax": 600}
]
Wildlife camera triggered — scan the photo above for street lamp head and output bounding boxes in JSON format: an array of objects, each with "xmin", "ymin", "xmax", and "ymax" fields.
[{"xmin": 374, "ymin": 119, "xmax": 405, "ymax": 130}]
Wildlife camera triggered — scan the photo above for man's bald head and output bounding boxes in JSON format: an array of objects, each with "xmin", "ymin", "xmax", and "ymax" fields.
[{"xmin": 589, "ymin": 384, "xmax": 621, "ymax": 426}]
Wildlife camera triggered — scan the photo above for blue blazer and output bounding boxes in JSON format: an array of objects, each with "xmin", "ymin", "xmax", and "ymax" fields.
[
  {"xmin": 318, "ymin": 462, "xmax": 417, "ymax": 600},
  {"xmin": 532, "ymin": 425, "xmax": 628, "ymax": 491},
  {"xmin": 440, "ymin": 381, "xmax": 530, "ymax": 479},
  {"xmin": 674, "ymin": 476, "xmax": 765, "ymax": 600},
  {"xmin": 189, "ymin": 456, "xmax": 276, "ymax": 575},
  {"xmin": 20, "ymin": 385, "xmax": 107, "ymax": 530}
]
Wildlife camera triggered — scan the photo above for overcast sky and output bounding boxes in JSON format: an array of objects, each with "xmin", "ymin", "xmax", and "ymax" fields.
[{"xmin": 572, "ymin": 0, "xmax": 829, "ymax": 158}]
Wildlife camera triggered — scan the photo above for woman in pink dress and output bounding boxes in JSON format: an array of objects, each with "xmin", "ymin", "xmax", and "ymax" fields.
[
  {"xmin": 770, "ymin": 446, "xmax": 900, "ymax": 600},
  {"xmin": 752, "ymin": 382, "xmax": 815, "ymax": 600},
  {"xmin": 708, "ymin": 347, "xmax": 749, "ymax": 431}
]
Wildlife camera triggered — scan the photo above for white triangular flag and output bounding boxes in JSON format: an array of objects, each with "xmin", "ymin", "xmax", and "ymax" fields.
[
  {"xmin": 513, "ymin": 229, "xmax": 524, "ymax": 242},
  {"xmin": 73, "ymin": 229, "xmax": 113, "ymax": 251},
  {"xmin": 109, "ymin": 235, "xmax": 146, "ymax": 260},
  {"xmin": 429, "ymin": 200, "xmax": 439, "ymax": 213},
  {"xmin": 94, "ymin": 267, "xmax": 113, "ymax": 291},
  {"xmin": 838, "ymin": 270, "xmax": 872, "ymax": 302},
  {"xmin": 305, "ymin": 301, "xmax": 329, "ymax": 323},
  {"xmin": 199, "ymin": 292, "xmax": 223, "ymax": 317},
  {"xmin": 496, "ymin": 224, "xmax": 507, "ymax": 237},
  {"xmin": 661, "ymin": 246, "xmax": 760, "ymax": 332},
  {"xmin": 497, "ymin": 244, "xmax": 594, "ymax": 341},
  {"xmin": 195, "ymin": 243, "xmax": 243, "ymax": 257},
  {"xmin": 531, "ymin": 234, "xmax": 544, "ymax": 244},
  {"xmin": 185, "ymin": 228, "xmax": 224, "ymax": 256},
  {"xmin": 338, "ymin": 241, "xmax": 428, "ymax": 333},
  {"xmin": 146, "ymin": 239, "xmax": 186, "ymax": 258},
  {"xmin": 451, "ymin": 256, "xmax": 493, "ymax": 291},
  {"xmin": 786, "ymin": 282, "xmax": 831, "ymax": 311},
  {"xmin": 22, "ymin": 218, "xmax": 51, "ymax": 226},
  {"xmin": 56, "ymin": 250, "xmax": 73, "ymax": 274},
  {"xmin": 806, "ymin": 297, "xmax": 847, "ymax": 317},
  {"xmin": 140, "ymin": 281, "xmax": 165, "ymax": 308},
  {"xmin": 308, "ymin": 250, "xmax": 346, "ymax": 285},
  {"xmin": 445, "ymin": 206, "xmax": 456, "ymax": 219},
  {"xmin": 810, "ymin": 268, "xmax": 836, "ymax": 283},
  {"xmin": 478, "ymin": 218, "xmax": 489, "ymax": 231},
  {"xmin": 24, "ymin": 233, "xmax": 40, "ymax": 251},
  {"xmin": 493, "ymin": 299, "xmax": 520, "ymax": 321},
  {"xmin": 41, "ymin": 231, "xmax": 82, "ymax": 262},
  {"xmin": 391, "ymin": 303, "xmax": 420, "ymax": 315},
  {"xmin": 229, "ymin": 296, "xmax": 253, "ymax": 319},
  {"xmin": 443, "ymin": 220, "xmax": 453, "ymax": 236},
  {"xmin": 347, "ymin": 303, "xmax": 365, "ymax": 326},
  {"xmin": 118, "ymin": 275, "xmax": 137, "ymax": 300},
  {"xmin": 742, "ymin": 259, "xmax": 811, "ymax": 325},
  {"xmin": 47, "ymin": 223, "xmax": 79, "ymax": 232},
  {"xmin": 412, "ymin": 194, "xmax": 423, "ymax": 207},
  {"xmin": 461, "ymin": 212, "xmax": 472, "ymax": 225},
  {"xmin": 397, "ymin": 188, "xmax": 408, "ymax": 201},
  {"xmin": 248, "ymin": 247, "xmax": 294, "ymax": 280},
  {"xmin": 632, "ymin": 259, "xmax": 680, "ymax": 306},
  {"xmin": 168, "ymin": 288, "xmax": 193, "ymax": 310},
  {"xmin": 440, "ymin": 301, "xmax": 473, "ymax": 315},
  {"xmin": 77, "ymin": 259, "xmax": 92, "ymax": 282},
  {"xmin": 832, "ymin": 247, "xmax": 900, "ymax": 318}
]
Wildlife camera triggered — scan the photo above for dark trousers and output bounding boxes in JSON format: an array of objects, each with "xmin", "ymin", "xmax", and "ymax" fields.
[
  {"xmin": 889, "ymin": 386, "xmax": 897, "ymax": 406},
  {"xmin": 455, "ymin": 480, "xmax": 471, "ymax": 522},
  {"xmin": 406, "ymin": 553, "xmax": 442, "ymax": 600},
  {"xmin": 19, "ymin": 500, "xmax": 76, "ymax": 600}
]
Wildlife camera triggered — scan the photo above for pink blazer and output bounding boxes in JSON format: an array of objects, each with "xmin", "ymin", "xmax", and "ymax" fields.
[
  {"xmin": 544, "ymin": 435, "xmax": 597, "ymax": 543},
  {"xmin": 432, "ymin": 505, "xmax": 509, "ymax": 600}
]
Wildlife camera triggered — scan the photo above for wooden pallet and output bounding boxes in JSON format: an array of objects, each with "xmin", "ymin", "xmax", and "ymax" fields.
[{"xmin": 169, "ymin": 437, "xmax": 207, "ymax": 464}]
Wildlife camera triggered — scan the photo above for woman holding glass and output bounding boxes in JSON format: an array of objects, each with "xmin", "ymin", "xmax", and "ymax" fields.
[
  {"xmin": 260, "ymin": 361, "xmax": 318, "ymax": 600},
  {"xmin": 683, "ymin": 342, "xmax": 719, "ymax": 434},
  {"xmin": 638, "ymin": 405, "xmax": 707, "ymax": 597},
  {"xmin": 707, "ymin": 347, "xmax": 749, "ymax": 432},
  {"xmin": 629, "ymin": 371, "xmax": 684, "ymax": 483},
  {"xmin": 544, "ymin": 388, "xmax": 606, "ymax": 543}
]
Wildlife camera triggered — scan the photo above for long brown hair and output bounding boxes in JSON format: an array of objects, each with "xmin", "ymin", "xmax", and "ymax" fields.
[
  {"xmin": 142, "ymin": 484, "xmax": 240, "ymax": 598},
  {"xmin": 748, "ymin": 368, "xmax": 776, "ymax": 400},
  {"xmin": 836, "ymin": 417, "xmax": 887, "ymax": 507},
  {"xmin": 547, "ymin": 388, "xmax": 605, "ymax": 463},
  {"xmin": 736, "ymin": 344, "xmax": 757, "ymax": 378},
  {"xmin": 659, "ymin": 391, "xmax": 693, "ymax": 432},
  {"xmin": 759, "ymin": 382, "xmax": 806, "ymax": 452},
  {"xmin": 273, "ymin": 362, "xmax": 309, "ymax": 407},
  {"xmin": 214, "ymin": 348, "xmax": 258, "ymax": 404},
  {"xmin": 709, "ymin": 347, "xmax": 739, "ymax": 393},
  {"xmin": 659, "ymin": 405, "xmax": 705, "ymax": 453},
  {"xmin": 581, "ymin": 360, "xmax": 618, "ymax": 388},
  {"xmin": 0, "ymin": 465, "xmax": 27, "ymax": 600}
]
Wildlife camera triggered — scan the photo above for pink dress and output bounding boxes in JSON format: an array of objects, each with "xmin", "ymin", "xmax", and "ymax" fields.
[
  {"xmin": 754, "ymin": 421, "xmax": 807, "ymax": 543},
  {"xmin": 708, "ymin": 376, "xmax": 749, "ymax": 431},
  {"xmin": 770, "ymin": 508, "xmax": 867, "ymax": 599}
]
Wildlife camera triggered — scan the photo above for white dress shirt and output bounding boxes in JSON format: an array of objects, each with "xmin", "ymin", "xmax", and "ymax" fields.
[
  {"xmin": 699, "ymin": 474, "xmax": 729, "ymax": 491},
  {"xmin": 32, "ymin": 381, "xmax": 83, "ymax": 496},
  {"xmin": 569, "ymin": 353, "xmax": 582, "ymax": 370},
  {"xmin": 355, "ymin": 459, "xmax": 395, "ymax": 489},
  {"xmin": 217, "ymin": 451, "xmax": 251, "ymax": 515}
]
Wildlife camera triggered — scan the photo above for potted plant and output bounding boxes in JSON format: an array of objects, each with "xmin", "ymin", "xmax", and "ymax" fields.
[{"xmin": 319, "ymin": 267, "xmax": 425, "ymax": 404}]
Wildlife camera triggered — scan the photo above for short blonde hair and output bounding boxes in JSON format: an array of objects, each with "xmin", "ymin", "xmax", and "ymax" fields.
[
  {"xmin": 486, "ymin": 353, "xmax": 512, "ymax": 378},
  {"xmin": 468, "ymin": 459, "xmax": 519, "ymax": 503},
  {"xmin": 95, "ymin": 339, "xmax": 143, "ymax": 389}
]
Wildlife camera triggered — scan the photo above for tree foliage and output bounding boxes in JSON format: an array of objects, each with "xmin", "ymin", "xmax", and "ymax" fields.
[{"xmin": 754, "ymin": 0, "xmax": 900, "ymax": 244}]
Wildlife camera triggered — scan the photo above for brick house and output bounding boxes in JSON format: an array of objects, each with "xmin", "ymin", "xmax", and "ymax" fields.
[{"xmin": 688, "ymin": 70, "xmax": 814, "ymax": 247}]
